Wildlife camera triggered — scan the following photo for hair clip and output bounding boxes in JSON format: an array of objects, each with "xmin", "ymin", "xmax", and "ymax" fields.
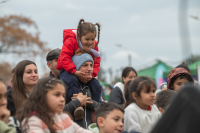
[{"xmin": 48, "ymin": 78, "xmax": 55, "ymax": 83}]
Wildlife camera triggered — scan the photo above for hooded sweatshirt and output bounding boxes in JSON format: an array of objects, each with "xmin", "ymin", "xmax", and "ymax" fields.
[
  {"xmin": 109, "ymin": 82, "xmax": 125, "ymax": 106},
  {"xmin": 167, "ymin": 68, "xmax": 194, "ymax": 90}
]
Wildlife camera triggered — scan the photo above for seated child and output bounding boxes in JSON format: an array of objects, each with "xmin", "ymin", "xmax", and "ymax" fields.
[
  {"xmin": 167, "ymin": 68, "xmax": 194, "ymax": 92},
  {"xmin": 17, "ymin": 77, "xmax": 92, "ymax": 133},
  {"xmin": 0, "ymin": 79, "xmax": 20, "ymax": 133},
  {"xmin": 155, "ymin": 89, "xmax": 177, "ymax": 114},
  {"xmin": 124, "ymin": 76, "xmax": 161, "ymax": 133},
  {"xmin": 93, "ymin": 102, "xmax": 124, "ymax": 133}
]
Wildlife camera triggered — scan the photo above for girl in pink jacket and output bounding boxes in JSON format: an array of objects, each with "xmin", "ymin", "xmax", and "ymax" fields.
[{"xmin": 17, "ymin": 77, "xmax": 92, "ymax": 133}]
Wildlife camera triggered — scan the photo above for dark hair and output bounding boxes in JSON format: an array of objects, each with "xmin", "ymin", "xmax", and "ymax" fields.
[
  {"xmin": 95, "ymin": 102, "xmax": 124, "ymax": 127},
  {"xmin": 77, "ymin": 19, "xmax": 100, "ymax": 49},
  {"xmin": 175, "ymin": 62, "xmax": 190, "ymax": 72},
  {"xmin": 17, "ymin": 77, "xmax": 64, "ymax": 133},
  {"xmin": 121, "ymin": 67, "xmax": 137, "ymax": 84},
  {"xmin": 169, "ymin": 74, "xmax": 191, "ymax": 90},
  {"xmin": 124, "ymin": 76, "xmax": 156, "ymax": 108},
  {"xmin": 12, "ymin": 60, "xmax": 36, "ymax": 114},
  {"xmin": 155, "ymin": 90, "xmax": 176, "ymax": 108}
]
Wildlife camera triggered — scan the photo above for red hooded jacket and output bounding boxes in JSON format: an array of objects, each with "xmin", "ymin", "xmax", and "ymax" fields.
[{"xmin": 56, "ymin": 29, "xmax": 101, "ymax": 77}]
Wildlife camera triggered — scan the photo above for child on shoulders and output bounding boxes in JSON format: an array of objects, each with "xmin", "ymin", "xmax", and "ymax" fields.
[{"xmin": 57, "ymin": 19, "xmax": 102, "ymax": 120}]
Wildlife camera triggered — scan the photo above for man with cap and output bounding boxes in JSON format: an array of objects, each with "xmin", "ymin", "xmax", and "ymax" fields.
[{"xmin": 46, "ymin": 48, "xmax": 61, "ymax": 78}]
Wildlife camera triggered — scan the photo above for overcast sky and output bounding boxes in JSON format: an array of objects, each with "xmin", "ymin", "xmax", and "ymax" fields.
[{"xmin": 0, "ymin": 0, "xmax": 200, "ymax": 83}]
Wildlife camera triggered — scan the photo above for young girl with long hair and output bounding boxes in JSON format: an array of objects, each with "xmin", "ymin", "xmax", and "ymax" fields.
[
  {"xmin": 17, "ymin": 77, "xmax": 92, "ymax": 133},
  {"xmin": 56, "ymin": 19, "xmax": 102, "ymax": 120},
  {"xmin": 124, "ymin": 76, "xmax": 161, "ymax": 133},
  {"xmin": 7, "ymin": 60, "xmax": 39, "ymax": 116}
]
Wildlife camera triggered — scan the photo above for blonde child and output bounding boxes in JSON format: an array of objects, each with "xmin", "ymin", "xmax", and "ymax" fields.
[
  {"xmin": 56, "ymin": 19, "xmax": 102, "ymax": 120},
  {"xmin": 17, "ymin": 77, "xmax": 92, "ymax": 133},
  {"xmin": 124, "ymin": 76, "xmax": 161, "ymax": 133}
]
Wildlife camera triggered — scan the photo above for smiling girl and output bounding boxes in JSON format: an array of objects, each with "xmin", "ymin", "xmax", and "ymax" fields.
[
  {"xmin": 124, "ymin": 76, "xmax": 161, "ymax": 133},
  {"xmin": 17, "ymin": 77, "xmax": 92, "ymax": 133},
  {"xmin": 7, "ymin": 60, "xmax": 39, "ymax": 116},
  {"xmin": 57, "ymin": 19, "xmax": 102, "ymax": 120}
]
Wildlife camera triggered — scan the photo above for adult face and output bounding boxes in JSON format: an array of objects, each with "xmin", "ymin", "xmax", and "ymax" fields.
[
  {"xmin": 47, "ymin": 59, "xmax": 60, "ymax": 78},
  {"xmin": 23, "ymin": 64, "xmax": 39, "ymax": 89},
  {"xmin": 79, "ymin": 61, "xmax": 93, "ymax": 79},
  {"xmin": 122, "ymin": 71, "xmax": 137, "ymax": 85}
]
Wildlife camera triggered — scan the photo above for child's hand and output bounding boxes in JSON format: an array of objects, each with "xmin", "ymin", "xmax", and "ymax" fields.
[
  {"xmin": 0, "ymin": 106, "xmax": 10, "ymax": 124},
  {"xmin": 74, "ymin": 71, "xmax": 87, "ymax": 83},
  {"xmin": 71, "ymin": 93, "xmax": 93, "ymax": 106}
]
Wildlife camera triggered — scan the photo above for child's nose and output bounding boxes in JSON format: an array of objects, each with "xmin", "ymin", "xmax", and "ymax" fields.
[
  {"xmin": 119, "ymin": 121, "xmax": 123, "ymax": 127},
  {"xmin": 151, "ymin": 92, "xmax": 155, "ymax": 97},
  {"xmin": 89, "ymin": 40, "xmax": 93, "ymax": 44},
  {"xmin": 1, "ymin": 98, "xmax": 7, "ymax": 106},
  {"xmin": 60, "ymin": 96, "xmax": 65, "ymax": 102}
]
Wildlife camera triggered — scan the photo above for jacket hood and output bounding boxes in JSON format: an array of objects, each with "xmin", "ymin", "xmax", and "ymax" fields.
[
  {"xmin": 63, "ymin": 29, "xmax": 77, "ymax": 43},
  {"xmin": 114, "ymin": 82, "xmax": 124, "ymax": 93},
  {"xmin": 167, "ymin": 68, "xmax": 194, "ymax": 89}
]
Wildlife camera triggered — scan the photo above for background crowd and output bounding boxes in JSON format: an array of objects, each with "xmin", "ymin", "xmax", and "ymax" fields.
[{"xmin": 0, "ymin": 1, "xmax": 200, "ymax": 133}]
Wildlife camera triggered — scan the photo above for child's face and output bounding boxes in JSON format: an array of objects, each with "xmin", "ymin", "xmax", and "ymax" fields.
[
  {"xmin": 80, "ymin": 32, "xmax": 96, "ymax": 48},
  {"xmin": 0, "ymin": 82, "xmax": 7, "ymax": 107},
  {"xmin": 172, "ymin": 77, "xmax": 189, "ymax": 92},
  {"xmin": 46, "ymin": 83, "xmax": 65, "ymax": 114},
  {"xmin": 137, "ymin": 86, "xmax": 156, "ymax": 110},
  {"xmin": 100, "ymin": 109, "xmax": 124, "ymax": 133}
]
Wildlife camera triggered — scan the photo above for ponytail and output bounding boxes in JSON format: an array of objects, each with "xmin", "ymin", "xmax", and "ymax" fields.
[{"xmin": 94, "ymin": 23, "xmax": 101, "ymax": 49}]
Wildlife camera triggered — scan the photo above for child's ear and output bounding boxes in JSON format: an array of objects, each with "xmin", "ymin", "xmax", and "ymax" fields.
[
  {"xmin": 158, "ymin": 107, "xmax": 164, "ymax": 114},
  {"xmin": 132, "ymin": 93, "xmax": 138, "ymax": 101},
  {"xmin": 97, "ymin": 117, "xmax": 104, "ymax": 127}
]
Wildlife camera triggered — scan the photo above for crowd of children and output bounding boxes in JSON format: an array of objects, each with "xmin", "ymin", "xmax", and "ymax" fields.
[{"xmin": 0, "ymin": 18, "xmax": 198, "ymax": 133}]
